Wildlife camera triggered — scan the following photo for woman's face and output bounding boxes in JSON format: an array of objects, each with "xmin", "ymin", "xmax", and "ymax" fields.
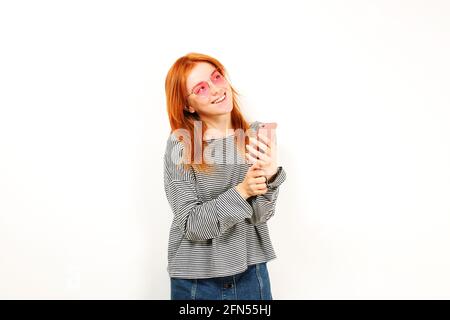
[{"xmin": 185, "ymin": 62, "xmax": 233, "ymax": 117}]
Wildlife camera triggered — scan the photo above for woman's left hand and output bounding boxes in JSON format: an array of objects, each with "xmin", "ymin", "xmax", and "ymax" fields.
[{"xmin": 245, "ymin": 132, "xmax": 278, "ymax": 182}]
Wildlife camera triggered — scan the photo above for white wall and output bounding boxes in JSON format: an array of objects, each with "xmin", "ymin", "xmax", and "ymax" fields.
[{"xmin": 1, "ymin": 0, "xmax": 449, "ymax": 299}]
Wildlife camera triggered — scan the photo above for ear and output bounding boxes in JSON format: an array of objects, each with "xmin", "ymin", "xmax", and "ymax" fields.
[{"xmin": 185, "ymin": 106, "xmax": 195, "ymax": 113}]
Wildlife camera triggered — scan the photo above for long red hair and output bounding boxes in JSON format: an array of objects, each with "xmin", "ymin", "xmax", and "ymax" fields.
[{"xmin": 165, "ymin": 52, "xmax": 250, "ymax": 173}]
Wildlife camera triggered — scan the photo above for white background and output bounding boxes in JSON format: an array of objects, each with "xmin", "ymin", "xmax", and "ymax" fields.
[{"xmin": 1, "ymin": 0, "xmax": 449, "ymax": 299}]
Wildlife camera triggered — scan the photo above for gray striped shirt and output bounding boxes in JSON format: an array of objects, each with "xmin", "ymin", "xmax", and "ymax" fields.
[{"xmin": 163, "ymin": 121, "xmax": 287, "ymax": 279}]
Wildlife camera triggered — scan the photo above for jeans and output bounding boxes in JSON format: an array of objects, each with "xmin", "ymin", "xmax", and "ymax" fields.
[{"xmin": 170, "ymin": 263, "xmax": 273, "ymax": 300}]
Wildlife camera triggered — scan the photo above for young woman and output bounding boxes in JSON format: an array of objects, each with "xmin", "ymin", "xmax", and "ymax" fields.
[{"xmin": 163, "ymin": 52, "xmax": 287, "ymax": 300}]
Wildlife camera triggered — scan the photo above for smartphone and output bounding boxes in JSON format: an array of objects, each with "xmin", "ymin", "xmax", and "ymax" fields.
[
  {"xmin": 246, "ymin": 122, "xmax": 278, "ymax": 225},
  {"xmin": 256, "ymin": 122, "xmax": 277, "ymax": 157},
  {"xmin": 246, "ymin": 122, "xmax": 278, "ymax": 165}
]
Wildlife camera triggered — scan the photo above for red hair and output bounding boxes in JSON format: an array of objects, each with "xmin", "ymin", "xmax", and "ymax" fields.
[{"xmin": 165, "ymin": 52, "xmax": 250, "ymax": 173}]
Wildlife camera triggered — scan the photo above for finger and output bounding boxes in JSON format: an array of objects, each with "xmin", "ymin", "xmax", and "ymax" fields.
[
  {"xmin": 246, "ymin": 152, "xmax": 258, "ymax": 164},
  {"xmin": 257, "ymin": 132, "xmax": 271, "ymax": 146},
  {"xmin": 246, "ymin": 152, "xmax": 261, "ymax": 165},
  {"xmin": 249, "ymin": 137, "xmax": 270, "ymax": 155},
  {"xmin": 254, "ymin": 189, "xmax": 268, "ymax": 195},
  {"xmin": 254, "ymin": 176, "xmax": 267, "ymax": 184},
  {"xmin": 249, "ymin": 181, "xmax": 267, "ymax": 191},
  {"xmin": 249, "ymin": 174, "xmax": 266, "ymax": 184},
  {"xmin": 250, "ymin": 161, "xmax": 260, "ymax": 171},
  {"xmin": 246, "ymin": 153, "xmax": 267, "ymax": 169},
  {"xmin": 249, "ymin": 169, "xmax": 266, "ymax": 177},
  {"xmin": 257, "ymin": 188, "xmax": 268, "ymax": 194},
  {"xmin": 248, "ymin": 168, "xmax": 266, "ymax": 178},
  {"xmin": 258, "ymin": 132, "xmax": 277, "ymax": 149},
  {"xmin": 254, "ymin": 183, "xmax": 268, "ymax": 191},
  {"xmin": 246, "ymin": 144, "xmax": 271, "ymax": 162}
]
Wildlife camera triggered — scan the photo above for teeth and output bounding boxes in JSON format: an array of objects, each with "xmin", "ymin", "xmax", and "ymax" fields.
[{"xmin": 213, "ymin": 94, "xmax": 226, "ymax": 104}]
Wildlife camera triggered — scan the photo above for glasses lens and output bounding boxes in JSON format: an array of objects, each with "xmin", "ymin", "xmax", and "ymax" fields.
[
  {"xmin": 193, "ymin": 81, "xmax": 209, "ymax": 97},
  {"xmin": 211, "ymin": 70, "xmax": 226, "ymax": 86},
  {"xmin": 191, "ymin": 70, "xmax": 227, "ymax": 97}
]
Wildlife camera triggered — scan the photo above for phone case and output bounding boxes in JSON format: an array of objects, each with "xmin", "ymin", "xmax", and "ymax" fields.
[
  {"xmin": 256, "ymin": 122, "xmax": 277, "ymax": 155},
  {"xmin": 245, "ymin": 122, "xmax": 278, "ymax": 225}
]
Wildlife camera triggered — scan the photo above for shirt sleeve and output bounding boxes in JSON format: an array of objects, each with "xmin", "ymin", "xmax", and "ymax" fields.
[
  {"xmin": 248, "ymin": 166, "xmax": 287, "ymax": 223},
  {"xmin": 163, "ymin": 135, "xmax": 254, "ymax": 241}
]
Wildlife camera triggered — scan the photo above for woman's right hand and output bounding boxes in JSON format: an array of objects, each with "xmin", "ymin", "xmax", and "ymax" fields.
[{"xmin": 235, "ymin": 162, "xmax": 268, "ymax": 199}]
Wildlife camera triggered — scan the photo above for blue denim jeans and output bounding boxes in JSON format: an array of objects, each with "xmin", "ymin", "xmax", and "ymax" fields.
[{"xmin": 170, "ymin": 263, "xmax": 273, "ymax": 300}]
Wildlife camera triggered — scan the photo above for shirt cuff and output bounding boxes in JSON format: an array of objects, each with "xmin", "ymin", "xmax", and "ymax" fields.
[{"xmin": 267, "ymin": 166, "xmax": 287, "ymax": 189}]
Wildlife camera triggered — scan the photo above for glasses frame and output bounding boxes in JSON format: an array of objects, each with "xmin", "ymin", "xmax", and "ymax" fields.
[{"xmin": 185, "ymin": 69, "xmax": 229, "ymax": 100}]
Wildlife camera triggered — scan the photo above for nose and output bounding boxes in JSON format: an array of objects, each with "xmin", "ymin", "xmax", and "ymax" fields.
[{"xmin": 208, "ymin": 80, "xmax": 222, "ymax": 96}]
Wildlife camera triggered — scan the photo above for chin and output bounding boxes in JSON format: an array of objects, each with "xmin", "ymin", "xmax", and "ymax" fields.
[
  {"xmin": 221, "ymin": 103, "xmax": 233, "ymax": 113},
  {"xmin": 210, "ymin": 92, "xmax": 233, "ymax": 113}
]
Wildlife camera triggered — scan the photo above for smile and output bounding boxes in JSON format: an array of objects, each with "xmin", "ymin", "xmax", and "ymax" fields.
[{"xmin": 212, "ymin": 93, "xmax": 226, "ymax": 104}]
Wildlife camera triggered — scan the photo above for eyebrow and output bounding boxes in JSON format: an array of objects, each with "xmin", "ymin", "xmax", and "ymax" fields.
[{"xmin": 191, "ymin": 69, "xmax": 218, "ymax": 90}]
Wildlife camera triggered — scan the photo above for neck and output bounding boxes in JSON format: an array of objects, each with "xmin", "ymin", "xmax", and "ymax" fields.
[{"xmin": 202, "ymin": 113, "xmax": 234, "ymax": 139}]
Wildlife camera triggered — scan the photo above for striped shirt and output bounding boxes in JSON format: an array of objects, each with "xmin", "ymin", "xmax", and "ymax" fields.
[{"xmin": 163, "ymin": 121, "xmax": 287, "ymax": 279}]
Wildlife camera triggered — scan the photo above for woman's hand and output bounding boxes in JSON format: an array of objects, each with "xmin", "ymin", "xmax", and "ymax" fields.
[
  {"xmin": 235, "ymin": 162, "xmax": 268, "ymax": 199},
  {"xmin": 245, "ymin": 132, "xmax": 278, "ymax": 182}
]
